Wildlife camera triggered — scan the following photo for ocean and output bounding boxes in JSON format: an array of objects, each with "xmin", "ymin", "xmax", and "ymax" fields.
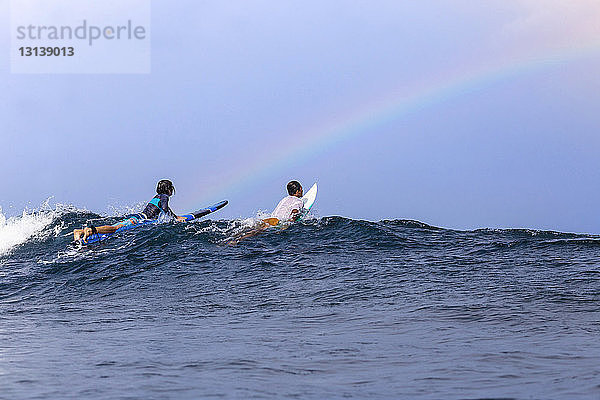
[{"xmin": 1, "ymin": 206, "xmax": 599, "ymax": 399}]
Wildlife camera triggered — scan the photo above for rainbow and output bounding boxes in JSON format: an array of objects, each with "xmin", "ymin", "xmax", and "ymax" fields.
[{"xmin": 185, "ymin": 41, "xmax": 600, "ymax": 210}]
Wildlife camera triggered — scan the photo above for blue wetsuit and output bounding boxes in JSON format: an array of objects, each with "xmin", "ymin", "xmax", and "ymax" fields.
[
  {"xmin": 142, "ymin": 194, "xmax": 176, "ymax": 220},
  {"xmin": 112, "ymin": 194, "xmax": 175, "ymax": 228}
]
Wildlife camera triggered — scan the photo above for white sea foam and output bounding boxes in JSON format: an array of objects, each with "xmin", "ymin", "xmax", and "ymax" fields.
[
  {"xmin": 0, "ymin": 205, "xmax": 55, "ymax": 256},
  {"xmin": 106, "ymin": 201, "xmax": 146, "ymax": 218}
]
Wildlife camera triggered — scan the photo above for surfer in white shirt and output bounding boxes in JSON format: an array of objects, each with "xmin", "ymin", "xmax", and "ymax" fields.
[
  {"xmin": 226, "ymin": 181, "xmax": 304, "ymax": 245},
  {"xmin": 270, "ymin": 181, "xmax": 304, "ymax": 222}
]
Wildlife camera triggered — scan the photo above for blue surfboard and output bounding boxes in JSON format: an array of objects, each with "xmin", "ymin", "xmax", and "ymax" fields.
[{"xmin": 79, "ymin": 200, "xmax": 228, "ymax": 245}]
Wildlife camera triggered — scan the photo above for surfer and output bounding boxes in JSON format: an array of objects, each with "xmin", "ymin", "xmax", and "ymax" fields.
[
  {"xmin": 268, "ymin": 180, "xmax": 304, "ymax": 223},
  {"xmin": 226, "ymin": 181, "xmax": 305, "ymax": 245},
  {"xmin": 73, "ymin": 179, "xmax": 186, "ymax": 241}
]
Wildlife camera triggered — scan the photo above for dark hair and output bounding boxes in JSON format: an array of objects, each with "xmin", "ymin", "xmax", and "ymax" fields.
[
  {"xmin": 157, "ymin": 179, "xmax": 175, "ymax": 195},
  {"xmin": 287, "ymin": 180, "xmax": 302, "ymax": 195}
]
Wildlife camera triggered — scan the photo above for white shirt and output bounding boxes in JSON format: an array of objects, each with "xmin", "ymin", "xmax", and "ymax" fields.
[{"xmin": 271, "ymin": 195, "xmax": 304, "ymax": 221}]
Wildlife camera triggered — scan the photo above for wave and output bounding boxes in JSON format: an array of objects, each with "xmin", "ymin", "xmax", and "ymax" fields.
[
  {"xmin": 0, "ymin": 205, "xmax": 599, "ymax": 306},
  {"xmin": 0, "ymin": 202, "xmax": 62, "ymax": 256},
  {"xmin": 2, "ymin": 203, "xmax": 599, "ymax": 258},
  {"xmin": 1, "ymin": 198, "xmax": 598, "ymax": 275}
]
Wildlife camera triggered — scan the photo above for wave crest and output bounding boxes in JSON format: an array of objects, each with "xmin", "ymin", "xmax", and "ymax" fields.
[{"xmin": 0, "ymin": 202, "xmax": 57, "ymax": 256}]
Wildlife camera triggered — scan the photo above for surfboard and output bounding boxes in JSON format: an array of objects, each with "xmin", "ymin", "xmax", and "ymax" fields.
[
  {"xmin": 302, "ymin": 183, "xmax": 317, "ymax": 212},
  {"xmin": 300, "ymin": 183, "xmax": 317, "ymax": 216},
  {"xmin": 179, "ymin": 200, "xmax": 229, "ymax": 222},
  {"xmin": 79, "ymin": 200, "xmax": 228, "ymax": 245}
]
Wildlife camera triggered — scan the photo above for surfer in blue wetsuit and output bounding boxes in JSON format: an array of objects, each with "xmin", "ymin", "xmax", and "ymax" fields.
[{"xmin": 73, "ymin": 179, "xmax": 186, "ymax": 241}]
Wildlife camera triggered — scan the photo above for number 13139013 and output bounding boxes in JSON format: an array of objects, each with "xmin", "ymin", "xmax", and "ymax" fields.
[{"xmin": 19, "ymin": 47, "xmax": 75, "ymax": 56}]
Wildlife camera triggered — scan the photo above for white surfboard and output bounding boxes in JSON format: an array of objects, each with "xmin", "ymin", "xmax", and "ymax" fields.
[{"xmin": 301, "ymin": 183, "xmax": 318, "ymax": 214}]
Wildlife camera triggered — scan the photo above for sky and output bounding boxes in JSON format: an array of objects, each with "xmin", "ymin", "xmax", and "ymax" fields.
[{"xmin": 1, "ymin": 0, "xmax": 599, "ymax": 233}]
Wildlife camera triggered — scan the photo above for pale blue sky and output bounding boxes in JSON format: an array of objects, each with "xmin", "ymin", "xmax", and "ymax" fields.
[{"xmin": 1, "ymin": 0, "xmax": 599, "ymax": 232}]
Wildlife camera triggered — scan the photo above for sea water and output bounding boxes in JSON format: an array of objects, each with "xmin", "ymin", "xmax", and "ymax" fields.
[{"xmin": 0, "ymin": 207, "xmax": 599, "ymax": 399}]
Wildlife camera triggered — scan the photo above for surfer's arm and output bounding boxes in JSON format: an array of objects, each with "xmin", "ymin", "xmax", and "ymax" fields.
[
  {"xmin": 159, "ymin": 196, "xmax": 185, "ymax": 221},
  {"xmin": 166, "ymin": 206, "xmax": 186, "ymax": 221},
  {"xmin": 290, "ymin": 199, "xmax": 305, "ymax": 221},
  {"xmin": 290, "ymin": 209, "xmax": 301, "ymax": 221}
]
